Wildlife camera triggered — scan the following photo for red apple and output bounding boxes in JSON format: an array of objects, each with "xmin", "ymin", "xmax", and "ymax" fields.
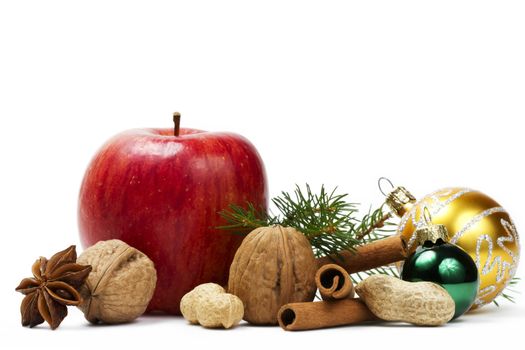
[{"xmin": 78, "ymin": 114, "xmax": 267, "ymax": 314}]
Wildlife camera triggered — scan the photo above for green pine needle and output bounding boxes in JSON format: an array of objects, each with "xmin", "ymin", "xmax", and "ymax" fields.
[
  {"xmin": 493, "ymin": 277, "xmax": 520, "ymax": 306},
  {"xmin": 350, "ymin": 205, "xmax": 399, "ymax": 283},
  {"xmin": 216, "ymin": 202, "xmax": 275, "ymax": 233}
]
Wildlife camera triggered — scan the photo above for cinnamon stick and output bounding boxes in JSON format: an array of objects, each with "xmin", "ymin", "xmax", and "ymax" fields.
[
  {"xmin": 315, "ymin": 264, "xmax": 354, "ymax": 300},
  {"xmin": 316, "ymin": 235, "xmax": 407, "ymax": 274},
  {"xmin": 278, "ymin": 298, "xmax": 377, "ymax": 331}
]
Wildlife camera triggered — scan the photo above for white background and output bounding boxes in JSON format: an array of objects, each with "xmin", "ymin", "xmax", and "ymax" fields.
[{"xmin": 1, "ymin": 0, "xmax": 524, "ymax": 349}]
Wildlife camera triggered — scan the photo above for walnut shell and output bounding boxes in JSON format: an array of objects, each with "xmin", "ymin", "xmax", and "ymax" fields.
[
  {"xmin": 77, "ymin": 239, "xmax": 157, "ymax": 324},
  {"xmin": 228, "ymin": 225, "xmax": 317, "ymax": 325}
]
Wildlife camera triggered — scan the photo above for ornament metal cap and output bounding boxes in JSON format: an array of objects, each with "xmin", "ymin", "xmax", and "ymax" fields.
[
  {"xmin": 383, "ymin": 184, "xmax": 416, "ymax": 217},
  {"xmin": 415, "ymin": 208, "xmax": 449, "ymax": 246}
]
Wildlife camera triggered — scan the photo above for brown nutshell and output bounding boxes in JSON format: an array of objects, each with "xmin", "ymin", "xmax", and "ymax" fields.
[
  {"xmin": 355, "ymin": 275, "xmax": 455, "ymax": 326},
  {"xmin": 228, "ymin": 225, "xmax": 317, "ymax": 325},
  {"xmin": 180, "ymin": 283, "xmax": 243, "ymax": 329},
  {"xmin": 77, "ymin": 239, "xmax": 157, "ymax": 324}
]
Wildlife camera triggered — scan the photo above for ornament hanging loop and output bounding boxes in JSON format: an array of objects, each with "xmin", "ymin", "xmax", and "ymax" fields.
[
  {"xmin": 416, "ymin": 207, "xmax": 449, "ymax": 246},
  {"xmin": 423, "ymin": 207, "xmax": 433, "ymax": 225},
  {"xmin": 378, "ymin": 177, "xmax": 395, "ymax": 197},
  {"xmin": 381, "ymin": 178, "xmax": 416, "ymax": 217}
]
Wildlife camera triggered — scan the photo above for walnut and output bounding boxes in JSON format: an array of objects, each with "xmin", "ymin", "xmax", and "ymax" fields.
[
  {"xmin": 228, "ymin": 225, "xmax": 317, "ymax": 325},
  {"xmin": 77, "ymin": 239, "xmax": 157, "ymax": 324},
  {"xmin": 180, "ymin": 283, "xmax": 243, "ymax": 329}
]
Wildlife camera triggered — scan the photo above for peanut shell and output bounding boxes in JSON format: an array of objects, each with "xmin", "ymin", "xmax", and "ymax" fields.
[
  {"xmin": 180, "ymin": 283, "xmax": 225, "ymax": 324},
  {"xmin": 196, "ymin": 293, "xmax": 244, "ymax": 329},
  {"xmin": 355, "ymin": 274, "xmax": 455, "ymax": 326},
  {"xmin": 180, "ymin": 283, "xmax": 243, "ymax": 329}
]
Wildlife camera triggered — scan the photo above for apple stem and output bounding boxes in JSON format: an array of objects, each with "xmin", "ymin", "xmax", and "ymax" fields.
[{"xmin": 173, "ymin": 112, "xmax": 181, "ymax": 136}]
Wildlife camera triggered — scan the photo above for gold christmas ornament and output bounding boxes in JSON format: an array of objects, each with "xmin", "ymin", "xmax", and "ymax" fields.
[{"xmin": 384, "ymin": 185, "xmax": 520, "ymax": 309}]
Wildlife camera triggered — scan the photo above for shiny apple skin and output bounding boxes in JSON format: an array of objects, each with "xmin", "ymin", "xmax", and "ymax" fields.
[{"xmin": 78, "ymin": 128, "xmax": 268, "ymax": 314}]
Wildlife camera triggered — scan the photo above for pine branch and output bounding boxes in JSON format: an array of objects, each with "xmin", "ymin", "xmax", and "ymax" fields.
[
  {"xmin": 217, "ymin": 203, "xmax": 275, "ymax": 234},
  {"xmin": 350, "ymin": 206, "xmax": 399, "ymax": 283},
  {"xmin": 356, "ymin": 205, "xmax": 393, "ymax": 240},
  {"xmin": 273, "ymin": 185, "xmax": 361, "ymax": 257},
  {"xmin": 218, "ymin": 184, "xmax": 379, "ymax": 257}
]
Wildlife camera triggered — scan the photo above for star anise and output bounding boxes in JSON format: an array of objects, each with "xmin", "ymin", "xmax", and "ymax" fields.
[{"xmin": 15, "ymin": 245, "xmax": 92, "ymax": 330}]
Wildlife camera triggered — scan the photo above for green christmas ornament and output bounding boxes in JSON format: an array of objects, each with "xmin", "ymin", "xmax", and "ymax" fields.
[{"xmin": 401, "ymin": 208, "xmax": 480, "ymax": 319}]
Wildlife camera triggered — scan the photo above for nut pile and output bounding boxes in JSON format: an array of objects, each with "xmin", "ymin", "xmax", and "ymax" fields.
[{"xmin": 15, "ymin": 228, "xmax": 459, "ymax": 331}]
